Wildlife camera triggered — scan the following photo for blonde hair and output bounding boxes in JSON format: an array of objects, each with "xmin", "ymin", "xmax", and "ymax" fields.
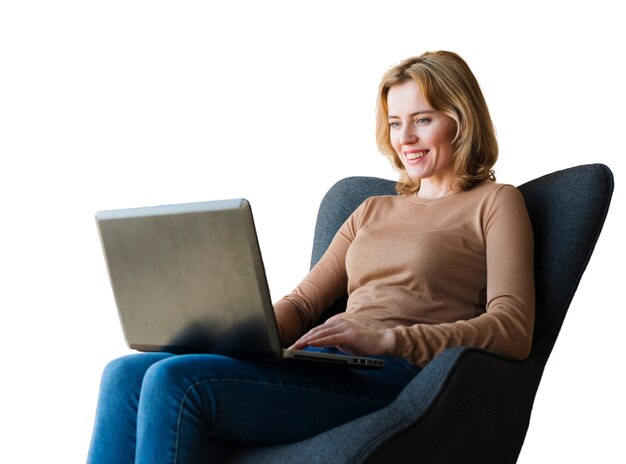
[{"xmin": 376, "ymin": 51, "xmax": 498, "ymax": 195}]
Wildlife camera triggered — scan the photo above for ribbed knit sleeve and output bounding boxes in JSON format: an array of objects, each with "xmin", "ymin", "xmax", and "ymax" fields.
[{"xmin": 273, "ymin": 199, "xmax": 367, "ymax": 345}]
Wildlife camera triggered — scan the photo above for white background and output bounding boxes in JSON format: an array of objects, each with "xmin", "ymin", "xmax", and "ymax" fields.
[{"xmin": 1, "ymin": 1, "xmax": 624, "ymax": 462}]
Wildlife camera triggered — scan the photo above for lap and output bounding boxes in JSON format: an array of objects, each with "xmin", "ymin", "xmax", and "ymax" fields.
[{"xmin": 116, "ymin": 349, "xmax": 420, "ymax": 445}]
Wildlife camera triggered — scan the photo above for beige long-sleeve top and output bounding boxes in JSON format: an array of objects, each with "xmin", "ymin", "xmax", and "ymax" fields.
[{"xmin": 274, "ymin": 181, "xmax": 535, "ymax": 366}]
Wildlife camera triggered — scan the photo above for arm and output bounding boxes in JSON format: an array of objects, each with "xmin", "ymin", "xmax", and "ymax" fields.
[{"xmin": 274, "ymin": 201, "xmax": 366, "ymax": 346}]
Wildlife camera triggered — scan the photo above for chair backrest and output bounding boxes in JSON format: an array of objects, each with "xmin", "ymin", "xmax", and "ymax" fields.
[
  {"xmin": 517, "ymin": 164, "xmax": 613, "ymax": 378},
  {"xmin": 310, "ymin": 164, "xmax": 613, "ymax": 378}
]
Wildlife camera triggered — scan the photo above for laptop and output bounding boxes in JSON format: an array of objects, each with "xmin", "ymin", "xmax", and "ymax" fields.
[{"xmin": 95, "ymin": 198, "xmax": 385, "ymax": 369}]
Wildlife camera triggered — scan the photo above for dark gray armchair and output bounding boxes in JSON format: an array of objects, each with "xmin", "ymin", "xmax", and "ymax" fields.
[{"xmin": 230, "ymin": 163, "xmax": 613, "ymax": 464}]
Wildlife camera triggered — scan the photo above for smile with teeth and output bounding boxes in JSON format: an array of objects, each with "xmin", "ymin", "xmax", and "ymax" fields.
[{"xmin": 405, "ymin": 150, "xmax": 429, "ymax": 160}]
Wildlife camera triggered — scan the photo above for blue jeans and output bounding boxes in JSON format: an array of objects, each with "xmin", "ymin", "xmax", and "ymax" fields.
[{"xmin": 87, "ymin": 348, "xmax": 420, "ymax": 464}]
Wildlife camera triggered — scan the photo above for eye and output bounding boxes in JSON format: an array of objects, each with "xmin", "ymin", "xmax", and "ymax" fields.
[
  {"xmin": 416, "ymin": 117, "xmax": 431, "ymax": 125},
  {"xmin": 389, "ymin": 121, "xmax": 401, "ymax": 129}
]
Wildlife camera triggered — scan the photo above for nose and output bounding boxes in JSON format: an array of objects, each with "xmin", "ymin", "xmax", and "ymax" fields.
[{"xmin": 399, "ymin": 125, "xmax": 418, "ymax": 145}]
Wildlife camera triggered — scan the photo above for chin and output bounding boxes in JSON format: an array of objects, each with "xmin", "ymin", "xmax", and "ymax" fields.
[{"xmin": 405, "ymin": 170, "xmax": 428, "ymax": 181}]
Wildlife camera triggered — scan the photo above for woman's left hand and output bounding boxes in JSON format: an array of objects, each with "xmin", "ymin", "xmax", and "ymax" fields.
[{"xmin": 290, "ymin": 314, "xmax": 396, "ymax": 356}]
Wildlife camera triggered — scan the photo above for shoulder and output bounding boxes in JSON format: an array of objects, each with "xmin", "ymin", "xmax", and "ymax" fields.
[
  {"xmin": 467, "ymin": 181, "xmax": 526, "ymax": 209},
  {"xmin": 347, "ymin": 194, "xmax": 406, "ymax": 227},
  {"xmin": 353, "ymin": 193, "xmax": 406, "ymax": 213},
  {"xmin": 470, "ymin": 183, "xmax": 531, "ymax": 234},
  {"xmin": 470, "ymin": 181, "xmax": 519, "ymax": 197},
  {"xmin": 490, "ymin": 183, "xmax": 526, "ymax": 210}
]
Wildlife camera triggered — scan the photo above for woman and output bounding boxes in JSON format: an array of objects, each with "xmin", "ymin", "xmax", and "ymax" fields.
[{"xmin": 87, "ymin": 51, "xmax": 534, "ymax": 463}]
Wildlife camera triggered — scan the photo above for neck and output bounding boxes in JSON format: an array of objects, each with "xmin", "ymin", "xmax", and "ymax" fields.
[{"xmin": 416, "ymin": 181, "xmax": 460, "ymax": 200}]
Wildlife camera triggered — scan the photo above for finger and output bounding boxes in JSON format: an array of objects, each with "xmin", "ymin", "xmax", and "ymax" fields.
[
  {"xmin": 292, "ymin": 321, "xmax": 352, "ymax": 349},
  {"xmin": 304, "ymin": 323, "xmax": 360, "ymax": 347},
  {"xmin": 295, "ymin": 327, "xmax": 343, "ymax": 347}
]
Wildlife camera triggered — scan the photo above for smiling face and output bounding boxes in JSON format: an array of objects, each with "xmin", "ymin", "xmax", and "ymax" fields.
[{"xmin": 387, "ymin": 79, "xmax": 458, "ymax": 194}]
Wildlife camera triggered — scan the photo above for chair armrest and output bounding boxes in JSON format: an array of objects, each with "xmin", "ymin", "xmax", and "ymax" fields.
[{"xmin": 364, "ymin": 347, "xmax": 538, "ymax": 463}]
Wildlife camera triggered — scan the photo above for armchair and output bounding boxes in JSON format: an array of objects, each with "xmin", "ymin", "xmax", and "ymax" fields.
[{"xmin": 229, "ymin": 163, "xmax": 613, "ymax": 464}]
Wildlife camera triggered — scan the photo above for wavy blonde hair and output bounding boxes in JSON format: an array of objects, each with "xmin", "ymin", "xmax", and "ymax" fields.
[{"xmin": 376, "ymin": 51, "xmax": 498, "ymax": 195}]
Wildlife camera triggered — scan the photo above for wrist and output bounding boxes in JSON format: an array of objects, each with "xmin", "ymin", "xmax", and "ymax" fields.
[{"xmin": 381, "ymin": 328, "xmax": 397, "ymax": 355}]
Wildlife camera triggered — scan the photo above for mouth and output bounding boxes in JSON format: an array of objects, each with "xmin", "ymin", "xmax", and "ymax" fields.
[{"xmin": 404, "ymin": 149, "xmax": 429, "ymax": 161}]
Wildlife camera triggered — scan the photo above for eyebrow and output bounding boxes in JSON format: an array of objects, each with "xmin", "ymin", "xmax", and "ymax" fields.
[{"xmin": 388, "ymin": 110, "xmax": 436, "ymax": 119}]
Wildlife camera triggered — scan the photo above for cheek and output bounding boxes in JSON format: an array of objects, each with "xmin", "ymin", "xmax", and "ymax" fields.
[
  {"xmin": 391, "ymin": 141, "xmax": 406, "ymax": 168},
  {"xmin": 389, "ymin": 133, "xmax": 400, "ymax": 152},
  {"xmin": 432, "ymin": 127, "xmax": 456, "ymax": 151}
]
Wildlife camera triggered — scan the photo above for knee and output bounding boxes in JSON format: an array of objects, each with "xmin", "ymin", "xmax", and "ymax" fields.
[
  {"xmin": 140, "ymin": 354, "xmax": 224, "ymax": 398},
  {"xmin": 141, "ymin": 356, "xmax": 190, "ymax": 393},
  {"xmin": 100, "ymin": 353, "xmax": 171, "ymax": 394}
]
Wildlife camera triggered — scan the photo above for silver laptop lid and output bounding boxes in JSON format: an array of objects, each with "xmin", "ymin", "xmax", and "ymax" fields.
[{"xmin": 96, "ymin": 199, "xmax": 282, "ymax": 358}]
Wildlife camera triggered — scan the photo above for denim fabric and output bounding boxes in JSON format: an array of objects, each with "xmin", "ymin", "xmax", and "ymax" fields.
[{"xmin": 87, "ymin": 348, "xmax": 419, "ymax": 464}]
